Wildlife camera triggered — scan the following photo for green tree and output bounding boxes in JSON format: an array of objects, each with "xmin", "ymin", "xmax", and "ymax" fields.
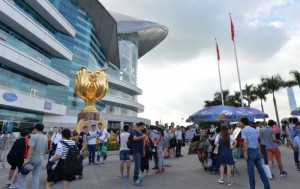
[
  {"xmin": 289, "ymin": 70, "xmax": 300, "ymax": 88},
  {"xmin": 243, "ymin": 84, "xmax": 257, "ymax": 107},
  {"xmin": 253, "ymin": 84, "xmax": 268, "ymax": 122},
  {"xmin": 261, "ymin": 74, "xmax": 284, "ymax": 127}
]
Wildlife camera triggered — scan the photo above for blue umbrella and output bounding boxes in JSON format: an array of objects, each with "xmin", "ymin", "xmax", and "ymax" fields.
[
  {"xmin": 291, "ymin": 107, "xmax": 300, "ymax": 115},
  {"xmin": 237, "ymin": 107, "xmax": 269, "ymax": 119},
  {"xmin": 190, "ymin": 105, "xmax": 240, "ymax": 122}
]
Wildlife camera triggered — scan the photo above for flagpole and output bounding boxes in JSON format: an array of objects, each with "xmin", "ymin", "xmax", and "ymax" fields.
[
  {"xmin": 215, "ymin": 38, "xmax": 224, "ymax": 106},
  {"xmin": 230, "ymin": 13, "xmax": 244, "ymax": 108}
]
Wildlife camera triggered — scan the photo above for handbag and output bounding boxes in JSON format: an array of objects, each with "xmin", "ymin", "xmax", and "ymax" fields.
[
  {"xmin": 213, "ymin": 144, "xmax": 219, "ymax": 155},
  {"xmin": 101, "ymin": 144, "xmax": 107, "ymax": 157}
]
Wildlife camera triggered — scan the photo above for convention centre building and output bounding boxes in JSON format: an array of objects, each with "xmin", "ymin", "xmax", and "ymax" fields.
[{"xmin": 0, "ymin": 0, "xmax": 168, "ymax": 132}]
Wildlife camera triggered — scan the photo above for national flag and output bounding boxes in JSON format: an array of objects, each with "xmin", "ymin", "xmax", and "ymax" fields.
[
  {"xmin": 216, "ymin": 41, "xmax": 220, "ymax": 60},
  {"xmin": 230, "ymin": 14, "xmax": 235, "ymax": 41}
]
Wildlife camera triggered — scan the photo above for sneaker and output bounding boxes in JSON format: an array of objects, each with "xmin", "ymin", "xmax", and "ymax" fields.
[
  {"xmin": 155, "ymin": 170, "xmax": 163, "ymax": 174},
  {"xmin": 162, "ymin": 168, "xmax": 165, "ymax": 172},
  {"xmin": 228, "ymin": 182, "xmax": 234, "ymax": 186},
  {"xmin": 280, "ymin": 171, "xmax": 287, "ymax": 177},
  {"xmin": 218, "ymin": 179, "xmax": 224, "ymax": 184},
  {"xmin": 88, "ymin": 162, "xmax": 92, "ymax": 165},
  {"xmin": 139, "ymin": 173, "xmax": 145, "ymax": 178},
  {"xmin": 269, "ymin": 175, "xmax": 275, "ymax": 180},
  {"xmin": 102, "ymin": 160, "xmax": 106, "ymax": 164},
  {"xmin": 78, "ymin": 175, "xmax": 83, "ymax": 179},
  {"xmin": 297, "ymin": 167, "xmax": 300, "ymax": 171},
  {"xmin": 9, "ymin": 184, "xmax": 17, "ymax": 189},
  {"xmin": 96, "ymin": 160, "xmax": 100, "ymax": 164},
  {"xmin": 152, "ymin": 167, "xmax": 159, "ymax": 170},
  {"xmin": 134, "ymin": 179, "xmax": 143, "ymax": 186},
  {"xmin": 7, "ymin": 181, "xmax": 11, "ymax": 186},
  {"xmin": 179, "ymin": 155, "xmax": 183, "ymax": 157},
  {"xmin": 93, "ymin": 162, "xmax": 98, "ymax": 165}
]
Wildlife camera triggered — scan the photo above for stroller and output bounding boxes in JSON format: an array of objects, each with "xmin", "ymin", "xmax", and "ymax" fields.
[{"xmin": 197, "ymin": 138, "xmax": 213, "ymax": 171}]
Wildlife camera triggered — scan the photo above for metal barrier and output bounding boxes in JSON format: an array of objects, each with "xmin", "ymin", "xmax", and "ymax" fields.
[{"xmin": 106, "ymin": 150, "xmax": 120, "ymax": 156}]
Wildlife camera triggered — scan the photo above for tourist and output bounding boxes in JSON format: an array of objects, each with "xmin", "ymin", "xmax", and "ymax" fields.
[
  {"xmin": 80, "ymin": 126, "xmax": 89, "ymax": 144},
  {"xmin": 288, "ymin": 122, "xmax": 300, "ymax": 171},
  {"xmin": 265, "ymin": 120, "xmax": 287, "ymax": 179},
  {"xmin": 46, "ymin": 129, "xmax": 76, "ymax": 189},
  {"xmin": 168, "ymin": 125, "xmax": 176, "ymax": 158},
  {"xmin": 49, "ymin": 127, "xmax": 63, "ymax": 158},
  {"xmin": 215, "ymin": 126, "xmax": 236, "ymax": 186},
  {"xmin": 150, "ymin": 123, "xmax": 159, "ymax": 169},
  {"xmin": 72, "ymin": 131, "xmax": 85, "ymax": 179},
  {"xmin": 132, "ymin": 122, "xmax": 146, "ymax": 186},
  {"xmin": 240, "ymin": 117, "xmax": 270, "ymax": 189},
  {"xmin": 140, "ymin": 128, "xmax": 150, "ymax": 177},
  {"xmin": 6, "ymin": 130, "xmax": 29, "ymax": 188},
  {"xmin": 97, "ymin": 122, "xmax": 108, "ymax": 164},
  {"xmin": 17, "ymin": 123, "xmax": 48, "ymax": 189},
  {"xmin": 258, "ymin": 123, "xmax": 268, "ymax": 165},
  {"xmin": 163, "ymin": 123, "xmax": 170, "ymax": 159},
  {"xmin": 154, "ymin": 128, "xmax": 165, "ymax": 174},
  {"xmin": 289, "ymin": 117, "xmax": 300, "ymax": 169},
  {"xmin": 88, "ymin": 125, "xmax": 98, "ymax": 165},
  {"xmin": 175, "ymin": 126, "xmax": 183, "ymax": 157},
  {"xmin": 119, "ymin": 125, "xmax": 131, "ymax": 179},
  {"xmin": 181, "ymin": 126, "xmax": 186, "ymax": 146}
]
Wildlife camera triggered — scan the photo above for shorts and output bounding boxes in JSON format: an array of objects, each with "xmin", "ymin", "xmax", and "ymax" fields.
[
  {"xmin": 120, "ymin": 150, "xmax": 130, "ymax": 162},
  {"xmin": 7, "ymin": 154, "xmax": 23, "ymax": 172},
  {"xmin": 267, "ymin": 148, "xmax": 281, "ymax": 163}
]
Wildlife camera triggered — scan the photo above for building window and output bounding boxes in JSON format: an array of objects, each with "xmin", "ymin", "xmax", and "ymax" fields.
[{"xmin": 30, "ymin": 88, "xmax": 39, "ymax": 98}]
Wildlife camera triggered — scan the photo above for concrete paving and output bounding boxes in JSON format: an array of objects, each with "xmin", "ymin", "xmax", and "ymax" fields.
[{"xmin": 0, "ymin": 146, "xmax": 299, "ymax": 189}]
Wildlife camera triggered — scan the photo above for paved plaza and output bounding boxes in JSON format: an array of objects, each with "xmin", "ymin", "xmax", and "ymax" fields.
[{"xmin": 0, "ymin": 146, "xmax": 299, "ymax": 189}]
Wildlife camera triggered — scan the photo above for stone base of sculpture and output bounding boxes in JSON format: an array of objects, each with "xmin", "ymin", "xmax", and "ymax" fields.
[{"xmin": 77, "ymin": 112, "xmax": 100, "ymax": 123}]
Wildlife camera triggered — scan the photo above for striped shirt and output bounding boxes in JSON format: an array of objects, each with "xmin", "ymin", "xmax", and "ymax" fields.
[{"xmin": 55, "ymin": 140, "xmax": 76, "ymax": 159}]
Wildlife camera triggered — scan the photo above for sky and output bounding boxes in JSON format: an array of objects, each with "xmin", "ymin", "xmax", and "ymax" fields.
[{"xmin": 101, "ymin": 0, "xmax": 300, "ymax": 126}]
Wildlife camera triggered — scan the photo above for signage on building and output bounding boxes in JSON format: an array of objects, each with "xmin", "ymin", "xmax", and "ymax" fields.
[
  {"xmin": 44, "ymin": 101, "xmax": 52, "ymax": 110},
  {"xmin": 3, "ymin": 92, "xmax": 17, "ymax": 102}
]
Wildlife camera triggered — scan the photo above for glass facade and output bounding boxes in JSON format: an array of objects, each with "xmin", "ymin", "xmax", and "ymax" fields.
[{"xmin": 0, "ymin": 0, "xmax": 144, "ymax": 131}]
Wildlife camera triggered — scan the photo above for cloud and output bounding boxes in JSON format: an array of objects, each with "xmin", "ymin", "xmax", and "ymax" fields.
[{"xmin": 101, "ymin": 0, "xmax": 300, "ymax": 125}]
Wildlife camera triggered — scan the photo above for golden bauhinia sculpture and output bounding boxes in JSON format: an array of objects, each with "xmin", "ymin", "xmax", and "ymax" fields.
[{"xmin": 74, "ymin": 66, "xmax": 108, "ymax": 113}]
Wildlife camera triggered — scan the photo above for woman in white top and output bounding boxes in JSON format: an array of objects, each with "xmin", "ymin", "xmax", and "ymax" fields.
[{"xmin": 46, "ymin": 129, "xmax": 76, "ymax": 189}]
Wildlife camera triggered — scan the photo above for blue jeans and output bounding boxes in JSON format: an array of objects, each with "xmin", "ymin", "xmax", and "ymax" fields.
[
  {"xmin": 88, "ymin": 144, "xmax": 96, "ymax": 163},
  {"xmin": 97, "ymin": 142, "xmax": 107, "ymax": 161},
  {"xmin": 247, "ymin": 148, "xmax": 270, "ymax": 189},
  {"xmin": 260, "ymin": 144, "xmax": 268, "ymax": 165},
  {"xmin": 17, "ymin": 165, "xmax": 42, "ymax": 189},
  {"xmin": 133, "ymin": 153, "xmax": 141, "ymax": 182}
]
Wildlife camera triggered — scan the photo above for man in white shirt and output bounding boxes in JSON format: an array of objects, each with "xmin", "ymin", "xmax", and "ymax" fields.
[
  {"xmin": 119, "ymin": 125, "xmax": 131, "ymax": 178},
  {"xmin": 49, "ymin": 127, "xmax": 62, "ymax": 157},
  {"xmin": 88, "ymin": 125, "xmax": 98, "ymax": 165},
  {"xmin": 97, "ymin": 122, "xmax": 109, "ymax": 164},
  {"xmin": 175, "ymin": 126, "xmax": 183, "ymax": 158}
]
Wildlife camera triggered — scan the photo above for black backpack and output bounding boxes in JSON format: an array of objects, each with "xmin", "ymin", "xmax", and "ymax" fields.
[
  {"xmin": 127, "ymin": 132, "xmax": 134, "ymax": 149},
  {"xmin": 60, "ymin": 141, "xmax": 83, "ymax": 176}
]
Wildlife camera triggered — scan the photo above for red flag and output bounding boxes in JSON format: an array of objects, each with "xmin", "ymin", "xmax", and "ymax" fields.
[
  {"xmin": 216, "ymin": 41, "xmax": 220, "ymax": 60},
  {"xmin": 230, "ymin": 14, "xmax": 235, "ymax": 41}
]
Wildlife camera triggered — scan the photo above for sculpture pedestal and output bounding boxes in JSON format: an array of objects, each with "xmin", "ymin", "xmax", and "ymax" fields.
[{"xmin": 77, "ymin": 112, "xmax": 100, "ymax": 123}]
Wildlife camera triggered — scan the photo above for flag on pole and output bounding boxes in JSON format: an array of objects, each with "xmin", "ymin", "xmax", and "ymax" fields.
[
  {"xmin": 216, "ymin": 41, "xmax": 220, "ymax": 60},
  {"xmin": 230, "ymin": 14, "xmax": 235, "ymax": 41}
]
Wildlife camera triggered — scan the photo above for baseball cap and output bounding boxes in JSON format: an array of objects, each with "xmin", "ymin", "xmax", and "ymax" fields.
[{"xmin": 21, "ymin": 163, "xmax": 34, "ymax": 175}]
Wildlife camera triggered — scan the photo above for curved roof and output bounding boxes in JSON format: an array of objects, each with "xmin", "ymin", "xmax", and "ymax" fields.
[
  {"xmin": 77, "ymin": 0, "xmax": 120, "ymax": 68},
  {"xmin": 110, "ymin": 12, "xmax": 168, "ymax": 58}
]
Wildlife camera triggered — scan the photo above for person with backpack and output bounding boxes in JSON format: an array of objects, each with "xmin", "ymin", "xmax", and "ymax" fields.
[
  {"xmin": 132, "ymin": 122, "xmax": 146, "ymax": 186},
  {"xmin": 72, "ymin": 131, "xmax": 85, "ymax": 179},
  {"xmin": 119, "ymin": 125, "xmax": 131, "ymax": 179},
  {"xmin": 6, "ymin": 130, "xmax": 29, "ymax": 189},
  {"xmin": 140, "ymin": 128, "xmax": 151, "ymax": 177},
  {"xmin": 46, "ymin": 128, "xmax": 80, "ymax": 189},
  {"xmin": 97, "ymin": 122, "xmax": 108, "ymax": 164},
  {"xmin": 17, "ymin": 124, "xmax": 48, "ymax": 189}
]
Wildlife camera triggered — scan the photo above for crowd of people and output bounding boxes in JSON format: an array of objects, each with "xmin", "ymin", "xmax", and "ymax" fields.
[{"xmin": 2, "ymin": 116, "xmax": 300, "ymax": 188}]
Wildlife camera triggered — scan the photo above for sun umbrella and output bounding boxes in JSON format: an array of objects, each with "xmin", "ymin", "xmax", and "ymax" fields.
[
  {"xmin": 237, "ymin": 107, "xmax": 269, "ymax": 119},
  {"xmin": 190, "ymin": 105, "xmax": 240, "ymax": 122},
  {"xmin": 291, "ymin": 107, "xmax": 300, "ymax": 115}
]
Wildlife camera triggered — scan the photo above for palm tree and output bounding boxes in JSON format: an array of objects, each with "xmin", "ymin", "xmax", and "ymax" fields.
[
  {"xmin": 261, "ymin": 74, "xmax": 284, "ymax": 127},
  {"xmin": 243, "ymin": 84, "xmax": 257, "ymax": 107},
  {"xmin": 204, "ymin": 90, "xmax": 231, "ymax": 107},
  {"xmin": 289, "ymin": 70, "xmax": 300, "ymax": 88},
  {"xmin": 253, "ymin": 84, "xmax": 268, "ymax": 123}
]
